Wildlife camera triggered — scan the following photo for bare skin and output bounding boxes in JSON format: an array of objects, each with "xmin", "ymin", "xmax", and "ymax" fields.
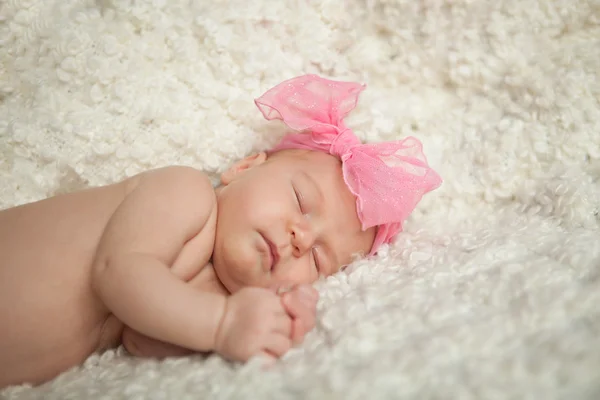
[
  {"xmin": 0, "ymin": 150, "xmax": 375, "ymax": 388},
  {"xmin": 0, "ymin": 178, "xmax": 130, "ymax": 386}
]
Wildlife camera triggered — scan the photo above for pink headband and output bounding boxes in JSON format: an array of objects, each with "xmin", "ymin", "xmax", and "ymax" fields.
[{"xmin": 254, "ymin": 74, "xmax": 442, "ymax": 255}]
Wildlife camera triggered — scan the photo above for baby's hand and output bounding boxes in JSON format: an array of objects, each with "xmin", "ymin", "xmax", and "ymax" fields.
[
  {"xmin": 214, "ymin": 287, "xmax": 292, "ymax": 362},
  {"xmin": 278, "ymin": 284, "xmax": 319, "ymax": 345}
]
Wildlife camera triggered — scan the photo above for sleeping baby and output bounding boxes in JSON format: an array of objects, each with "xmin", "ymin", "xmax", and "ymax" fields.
[{"xmin": 0, "ymin": 74, "xmax": 442, "ymax": 388}]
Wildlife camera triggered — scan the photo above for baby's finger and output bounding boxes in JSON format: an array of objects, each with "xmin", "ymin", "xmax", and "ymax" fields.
[
  {"xmin": 273, "ymin": 313, "xmax": 292, "ymax": 336},
  {"xmin": 264, "ymin": 333, "xmax": 292, "ymax": 358},
  {"xmin": 282, "ymin": 294, "xmax": 316, "ymax": 343},
  {"xmin": 282, "ymin": 291, "xmax": 317, "ymax": 322},
  {"xmin": 257, "ymin": 352, "xmax": 277, "ymax": 369},
  {"xmin": 289, "ymin": 308, "xmax": 317, "ymax": 345},
  {"xmin": 291, "ymin": 285, "xmax": 319, "ymax": 307},
  {"xmin": 268, "ymin": 281, "xmax": 295, "ymax": 295},
  {"xmin": 290, "ymin": 317, "xmax": 306, "ymax": 345}
]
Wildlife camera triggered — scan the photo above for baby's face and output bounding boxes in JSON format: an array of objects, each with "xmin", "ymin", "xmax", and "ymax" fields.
[{"xmin": 212, "ymin": 149, "xmax": 375, "ymax": 293}]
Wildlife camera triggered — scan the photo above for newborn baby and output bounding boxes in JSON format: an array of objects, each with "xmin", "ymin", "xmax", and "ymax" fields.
[{"xmin": 0, "ymin": 75, "xmax": 442, "ymax": 388}]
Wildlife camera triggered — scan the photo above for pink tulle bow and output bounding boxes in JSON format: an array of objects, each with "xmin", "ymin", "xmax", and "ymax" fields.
[{"xmin": 254, "ymin": 74, "xmax": 442, "ymax": 255}]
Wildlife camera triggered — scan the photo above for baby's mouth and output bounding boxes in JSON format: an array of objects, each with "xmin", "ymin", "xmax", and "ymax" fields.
[{"xmin": 261, "ymin": 233, "xmax": 280, "ymax": 271}]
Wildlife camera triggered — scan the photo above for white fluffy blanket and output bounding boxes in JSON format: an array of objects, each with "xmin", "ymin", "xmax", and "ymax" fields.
[{"xmin": 1, "ymin": 0, "xmax": 599, "ymax": 398}]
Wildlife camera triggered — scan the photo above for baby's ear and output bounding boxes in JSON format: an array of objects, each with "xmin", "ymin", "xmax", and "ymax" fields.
[{"xmin": 220, "ymin": 152, "xmax": 267, "ymax": 185}]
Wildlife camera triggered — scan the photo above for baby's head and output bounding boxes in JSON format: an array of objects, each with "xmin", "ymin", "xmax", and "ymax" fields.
[
  {"xmin": 212, "ymin": 75, "xmax": 442, "ymax": 293},
  {"xmin": 213, "ymin": 148, "xmax": 374, "ymax": 292}
]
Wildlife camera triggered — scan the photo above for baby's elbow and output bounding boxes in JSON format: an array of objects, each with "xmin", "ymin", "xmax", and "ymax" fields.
[
  {"xmin": 121, "ymin": 326, "xmax": 145, "ymax": 357},
  {"xmin": 90, "ymin": 254, "xmax": 119, "ymax": 297},
  {"xmin": 121, "ymin": 326, "xmax": 194, "ymax": 359}
]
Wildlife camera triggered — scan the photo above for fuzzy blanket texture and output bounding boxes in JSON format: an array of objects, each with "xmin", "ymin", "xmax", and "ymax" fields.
[{"xmin": 1, "ymin": 0, "xmax": 600, "ymax": 399}]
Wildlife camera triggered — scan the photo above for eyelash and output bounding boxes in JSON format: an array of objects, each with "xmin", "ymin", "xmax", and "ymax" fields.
[
  {"xmin": 311, "ymin": 247, "xmax": 320, "ymax": 271},
  {"xmin": 293, "ymin": 186, "xmax": 304, "ymax": 213},
  {"xmin": 293, "ymin": 185, "xmax": 319, "ymax": 271}
]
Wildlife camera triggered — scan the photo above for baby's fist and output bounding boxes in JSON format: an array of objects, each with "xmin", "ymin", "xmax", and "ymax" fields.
[
  {"xmin": 214, "ymin": 287, "xmax": 292, "ymax": 362},
  {"xmin": 280, "ymin": 284, "xmax": 319, "ymax": 345}
]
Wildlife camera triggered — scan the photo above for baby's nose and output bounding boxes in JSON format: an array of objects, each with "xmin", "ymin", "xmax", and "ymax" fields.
[{"xmin": 291, "ymin": 221, "xmax": 315, "ymax": 255}]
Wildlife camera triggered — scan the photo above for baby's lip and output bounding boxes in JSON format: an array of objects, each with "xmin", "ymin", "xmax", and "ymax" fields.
[{"xmin": 260, "ymin": 233, "xmax": 280, "ymax": 272}]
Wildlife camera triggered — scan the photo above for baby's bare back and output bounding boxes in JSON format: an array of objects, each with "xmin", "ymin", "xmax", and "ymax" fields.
[{"xmin": 0, "ymin": 178, "xmax": 134, "ymax": 387}]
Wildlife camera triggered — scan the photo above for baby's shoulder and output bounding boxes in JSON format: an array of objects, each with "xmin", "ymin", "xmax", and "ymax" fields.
[{"xmin": 126, "ymin": 166, "xmax": 216, "ymax": 217}]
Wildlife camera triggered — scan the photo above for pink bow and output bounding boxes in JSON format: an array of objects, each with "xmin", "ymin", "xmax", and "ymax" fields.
[{"xmin": 254, "ymin": 74, "xmax": 442, "ymax": 255}]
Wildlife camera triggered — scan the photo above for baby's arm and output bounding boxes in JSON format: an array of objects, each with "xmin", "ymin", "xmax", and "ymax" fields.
[
  {"xmin": 124, "ymin": 281, "xmax": 320, "ymax": 359},
  {"xmin": 91, "ymin": 166, "xmax": 225, "ymax": 352},
  {"xmin": 121, "ymin": 268, "xmax": 210, "ymax": 358}
]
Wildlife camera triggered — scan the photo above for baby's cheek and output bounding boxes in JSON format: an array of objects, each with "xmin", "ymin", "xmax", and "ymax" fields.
[
  {"xmin": 295, "ymin": 267, "xmax": 319, "ymax": 286},
  {"xmin": 273, "ymin": 264, "xmax": 315, "ymax": 287}
]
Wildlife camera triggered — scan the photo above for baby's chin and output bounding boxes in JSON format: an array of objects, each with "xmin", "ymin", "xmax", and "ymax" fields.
[
  {"xmin": 211, "ymin": 248, "xmax": 261, "ymax": 294},
  {"xmin": 210, "ymin": 257, "xmax": 238, "ymax": 294}
]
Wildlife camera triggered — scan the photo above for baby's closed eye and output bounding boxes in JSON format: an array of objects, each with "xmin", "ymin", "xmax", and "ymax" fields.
[
  {"xmin": 293, "ymin": 184, "xmax": 305, "ymax": 213},
  {"xmin": 311, "ymin": 247, "xmax": 321, "ymax": 272}
]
